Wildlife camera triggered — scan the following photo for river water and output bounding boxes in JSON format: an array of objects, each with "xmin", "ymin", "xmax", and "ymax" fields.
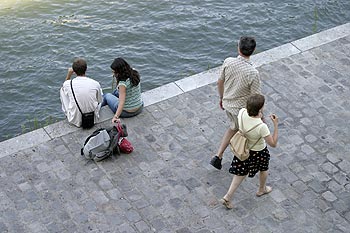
[{"xmin": 1, "ymin": 0, "xmax": 350, "ymax": 142}]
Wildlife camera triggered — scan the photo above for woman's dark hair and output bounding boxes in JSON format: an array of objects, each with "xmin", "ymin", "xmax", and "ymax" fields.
[
  {"xmin": 72, "ymin": 58, "xmax": 87, "ymax": 76},
  {"xmin": 239, "ymin": 36, "xmax": 256, "ymax": 56},
  {"xmin": 110, "ymin": 58, "xmax": 140, "ymax": 86},
  {"xmin": 246, "ymin": 94, "xmax": 265, "ymax": 116}
]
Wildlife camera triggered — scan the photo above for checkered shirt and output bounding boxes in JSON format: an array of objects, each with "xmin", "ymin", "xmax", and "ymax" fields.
[{"xmin": 219, "ymin": 55, "xmax": 261, "ymax": 115}]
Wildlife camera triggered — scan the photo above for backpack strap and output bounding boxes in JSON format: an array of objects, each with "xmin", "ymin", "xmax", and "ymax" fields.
[
  {"xmin": 116, "ymin": 122, "xmax": 125, "ymax": 137},
  {"xmin": 240, "ymin": 109, "xmax": 262, "ymax": 134},
  {"xmin": 109, "ymin": 131, "xmax": 120, "ymax": 155},
  {"xmin": 107, "ymin": 126, "xmax": 121, "ymax": 155},
  {"xmin": 248, "ymin": 136, "xmax": 262, "ymax": 150},
  {"xmin": 240, "ymin": 109, "xmax": 263, "ymax": 149}
]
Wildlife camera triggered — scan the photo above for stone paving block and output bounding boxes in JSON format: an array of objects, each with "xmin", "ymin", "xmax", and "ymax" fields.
[
  {"xmin": 91, "ymin": 191, "xmax": 109, "ymax": 205},
  {"xmin": 332, "ymin": 199, "xmax": 350, "ymax": 216},
  {"xmin": 117, "ymin": 222, "xmax": 137, "ymax": 233},
  {"xmin": 322, "ymin": 191, "xmax": 338, "ymax": 202},
  {"xmin": 134, "ymin": 220, "xmax": 151, "ymax": 233},
  {"xmin": 27, "ymin": 222, "xmax": 47, "ymax": 233},
  {"xmin": 300, "ymin": 144, "xmax": 316, "ymax": 155},
  {"xmin": 253, "ymin": 199, "xmax": 277, "ymax": 220},
  {"xmin": 0, "ymin": 221, "xmax": 8, "ymax": 233},
  {"xmin": 325, "ymin": 209, "xmax": 350, "ymax": 232},
  {"xmin": 270, "ymin": 189, "xmax": 287, "ymax": 203},
  {"xmin": 201, "ymin": 214, "xmax": 226, "ymax": 230},
  {"xmin": 0, "ymin": 192, "xmax": 14, "ymax": 211},
  {"xmin": 46, "ymin": 221, "xmax": 66, "ymax": 233},
  {"xmin": 338, "ymin": 160, "xmax": 350, "ymax": 174},
  {"xmin": 311, "ymin": 171, "xmax": 332, "ymax": 182},
  {"xmin": 176, "ymin": 227, "xmax": 193, "ymax": 233},
  {"xmin": 195, "ymin": 229, "xmax": 212, "ymax": 233},
  {"xmin": 333, "ymin": 171, "xmax": 350, "ymax": 186},
  {"xmin": 327, "ymin": 180, "xmax": 344, "ymax": 193},
  {"xmin": 308, "ymin": 178, "xmax": 327, "ymax": 193},
  {"xmin": 321, "ymin": 162, "xmax": 339, "ymax": 174},
  {"xmin": 314, "ymin": 197, "xmax": 332, "ymax": 213},
  {"xmin": 292, "ymin": 180, "xmax": 309, "ymax": 194}
]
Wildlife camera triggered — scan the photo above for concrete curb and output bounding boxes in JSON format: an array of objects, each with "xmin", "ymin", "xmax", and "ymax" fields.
[{"xmin": 1, "ymin": 22, "xmax": 349, "ymax": 158}]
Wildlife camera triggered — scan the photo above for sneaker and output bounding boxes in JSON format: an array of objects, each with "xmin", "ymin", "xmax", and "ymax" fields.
[{"xmin": 210, "ymin": 156, "xmax": 222, "ymax": 170}]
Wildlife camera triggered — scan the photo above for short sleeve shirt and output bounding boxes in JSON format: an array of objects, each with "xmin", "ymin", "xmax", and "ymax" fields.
[
  {"xmin": 238, "ymin": 108, "xmax": 270, "ymax": 151},
  {"xmin": 118, "ymin": 79, "xmax": 142, "ymax": 111},
  {"xmin": 219, "ymin": 56, "xmax": 261, "ymax": 115}
]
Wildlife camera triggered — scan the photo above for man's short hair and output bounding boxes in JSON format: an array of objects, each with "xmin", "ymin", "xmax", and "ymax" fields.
[
  {"xmin": 72, "ymin": 58, "xmax": 87, "ymax": 76},
  {"xmin": 246, "ymin": 94, "xmax": 265, "ymax": 116},
  {"xmin": 239, "ymin": 36, "xmax": 256, "ymax": 56}
]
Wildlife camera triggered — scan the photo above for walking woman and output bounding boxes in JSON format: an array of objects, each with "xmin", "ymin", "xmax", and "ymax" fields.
[
  {"xmin": 220, "ymin": 94, "xmax": 279, "ymax": 209},
  {"xmin": 102, "ymin": 58, "xmax": 143, "ymax": 123}
]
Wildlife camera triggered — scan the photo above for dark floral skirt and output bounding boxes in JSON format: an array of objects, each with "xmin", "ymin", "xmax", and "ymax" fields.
[{"xmin": 229, "ymin": 147, "xmax": 270, "ymax": 178}]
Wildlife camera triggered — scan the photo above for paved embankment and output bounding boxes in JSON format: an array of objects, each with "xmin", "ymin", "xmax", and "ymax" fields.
[{"xmin": 0, "ymin": 23, "xmax": 349, "ymax": 232}]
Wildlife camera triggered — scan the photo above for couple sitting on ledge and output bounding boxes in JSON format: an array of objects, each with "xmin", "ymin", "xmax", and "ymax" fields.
[{"xmin": 60, "ymin": 57, "xmax": 143, "ymax": 127}]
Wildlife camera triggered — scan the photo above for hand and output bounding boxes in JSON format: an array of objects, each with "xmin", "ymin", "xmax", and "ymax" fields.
[
  {"xmin": 219, "ymin": 99, "xmax": 224, "ymax": 110},
  {"xmin": 111, "ymin": 115, "xmax": 120, "ymax": 124},
  {"xmin": 270, "ymin": 114, "xmax": 278, "ymax": 124},
  {"xmin": 65, "ymin": 68, "xmax": 74, "ymax": 80},
  {"xmin": 67, "ymin": 67, "xmax": 74, "ymax": 75}
]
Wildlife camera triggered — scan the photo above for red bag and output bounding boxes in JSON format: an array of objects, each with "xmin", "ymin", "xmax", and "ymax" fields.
[
  {"xmin": 118, "ymin": 138, "xmax": 133, "ymax": 154},
  {"xmin": 116, "ymin": 122, "xmax": 133, "ymax": 154}
]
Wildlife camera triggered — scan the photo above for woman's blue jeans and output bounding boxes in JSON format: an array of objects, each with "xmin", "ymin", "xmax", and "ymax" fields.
[{"xmin": 101, "ymin": 89, "xmax": 143, "ymax": 118}]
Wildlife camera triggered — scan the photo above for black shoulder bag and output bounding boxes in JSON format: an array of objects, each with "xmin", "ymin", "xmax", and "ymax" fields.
[{"xmin": 70, "ymin": 80, "xmax": 95, "ymax": 129}]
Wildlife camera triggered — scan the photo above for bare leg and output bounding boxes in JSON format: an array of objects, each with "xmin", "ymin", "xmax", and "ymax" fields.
[
  {"xmin": 223, "ymin": 175, "xmax": 246, "ymax": 201},
  {"xmin": 217, "ymin": 128, "xmax": 237, "ymax": 159},
  {"xmin": 256, "ymin": 170, "xmax": 272, "ymax": 196},
  {"xmin": 258, "ymin": 170, "xmax": 268, "ymax": 193}
]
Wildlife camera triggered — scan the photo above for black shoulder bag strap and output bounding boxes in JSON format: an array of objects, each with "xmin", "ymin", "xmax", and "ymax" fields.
[{"xmin": 70, "ymin": 80, "xmax": 84, "ymax": 115}]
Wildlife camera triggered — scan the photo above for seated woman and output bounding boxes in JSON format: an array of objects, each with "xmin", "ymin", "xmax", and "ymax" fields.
[{"xmin": 102, "ymin": 58, "xmax": 143, "ymax": 123}]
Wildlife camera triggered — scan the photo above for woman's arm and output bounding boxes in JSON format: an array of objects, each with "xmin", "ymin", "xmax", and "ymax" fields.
[
  {"xmin": 264, "ymin": 114, "xmax": 279, "ymax": 148},
  {"xmin": 111, "ymin": 85, "xmax": 126, "ymax": 123}
]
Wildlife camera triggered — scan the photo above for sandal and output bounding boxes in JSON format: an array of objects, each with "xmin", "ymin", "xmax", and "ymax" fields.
[
  {"xmin": 219, "ymin": 198, "xmax": 234, "ymax": 209},
  {"xmin": 256, "ymin": 186, "xmax": 272, "ymax": 197}
]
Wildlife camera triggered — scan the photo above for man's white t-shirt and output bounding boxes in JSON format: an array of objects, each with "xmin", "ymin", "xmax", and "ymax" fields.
[
  {"xmin": 60, "ymin": 76, "xmax": 102, "ymax": 127},
  {"xmin": 237, "ymin": 108, "xmax": 270, "ymax": 151}
]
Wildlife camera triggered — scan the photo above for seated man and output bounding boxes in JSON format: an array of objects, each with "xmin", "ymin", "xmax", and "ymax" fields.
[{"xmin": 60, "ymin": 58, "xmax": 102, "ymax": 127}]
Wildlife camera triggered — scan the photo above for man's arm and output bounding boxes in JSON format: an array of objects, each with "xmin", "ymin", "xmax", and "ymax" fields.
[
  {"xmin": 217, "ymin": 62, "xmax": 226, "ymax": 110},
  {"xmin": 65, "ymin": 68, "xmax": 74, "ymax": 81},
  {"xmin": 217, "ymin": 79, "xmax": 225, "ymax": 110},
  {"xmin": 96, "ymin": 84, "xmax": 103, "ymax": 103},
  {"xmin": 250, "ymin": 72, "xmax": 261, "ymax": 95}
]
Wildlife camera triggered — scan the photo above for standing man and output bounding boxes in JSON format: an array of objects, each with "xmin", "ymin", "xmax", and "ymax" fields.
[
  {"xmin": 210, "ymin": 36, "xmax": 261, "ymax": 170},
  {"xmin": 60, "ymin": 58, "xmax": 103, "ymax": 127}
]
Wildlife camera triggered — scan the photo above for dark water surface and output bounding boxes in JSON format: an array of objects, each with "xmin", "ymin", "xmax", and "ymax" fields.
[{"xmin": 1, "ymin": 0, "xmax": 350, "ymax": 141}]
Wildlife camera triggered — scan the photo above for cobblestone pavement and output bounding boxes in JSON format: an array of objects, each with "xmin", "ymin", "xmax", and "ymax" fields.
[{"xmin": 1, "ymin": 34, "xmax": 350, "ymax": 232}]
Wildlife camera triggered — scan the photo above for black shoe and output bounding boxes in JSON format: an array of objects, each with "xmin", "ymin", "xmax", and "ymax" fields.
[{"xmin": 210, "ymin": 156, "xmax": 222, "ymax": 170}]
